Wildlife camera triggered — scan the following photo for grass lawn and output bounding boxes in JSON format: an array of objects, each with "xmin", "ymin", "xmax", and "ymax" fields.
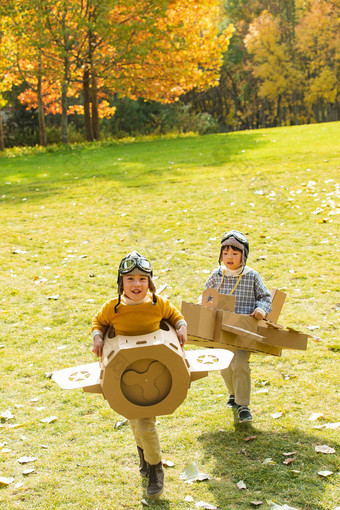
[{"xmin": 0, "ymin": 122, "xmax": 339, "ymax": 509}]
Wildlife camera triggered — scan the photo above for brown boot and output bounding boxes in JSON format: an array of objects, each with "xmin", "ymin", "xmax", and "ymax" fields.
[
  {"xmin": 147, "ymin": 461, "xmax": 164, "ymax": 498},
  {"xmin": 137, "ymin": 446, "xmax": 149, "ymax": 478}
]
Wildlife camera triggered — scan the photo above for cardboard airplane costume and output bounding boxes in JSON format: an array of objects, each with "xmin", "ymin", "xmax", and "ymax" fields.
[
  {"xmin": 52, "ymin": 320, "xmax": 234, "ymax": 420},
  {"xmin": 181, "ymin": 288, "xmax": 310, "ymax": 356}
]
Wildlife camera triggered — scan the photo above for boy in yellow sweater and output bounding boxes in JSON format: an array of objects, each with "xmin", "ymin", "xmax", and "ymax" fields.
[{"xmin": 92, "ymin": 251, "xmax": 187, "ymax": 498}]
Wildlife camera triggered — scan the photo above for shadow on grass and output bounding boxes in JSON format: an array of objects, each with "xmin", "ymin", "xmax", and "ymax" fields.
[
  {"xmin": 198, "ymin": 415, "xmax": 338, "ymax": 510},
  {"xmin": 0, "ymin": 132, "xmax": 268, "ymax": 204}
]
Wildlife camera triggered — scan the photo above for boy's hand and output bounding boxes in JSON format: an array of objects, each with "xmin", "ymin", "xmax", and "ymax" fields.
[
  {"xmin": 92, "ymin": 336, "xmax": 104, "ymax": 357},
  {"xmin": 250, "ymin": 308, "xmax": 265, "ymax": 320},
  {"xmin": 176, "ymin": 325, "xmax": 187, "ymax": 347}
]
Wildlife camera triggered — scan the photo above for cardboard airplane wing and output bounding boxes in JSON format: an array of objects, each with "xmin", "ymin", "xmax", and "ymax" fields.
[
  {"xmin": 181, "ymin": 288, "xmax": 310, "ymax": 356},
  {"xmin": 52, "ymin": 321, "xmax": 234, "ymax": 420}
]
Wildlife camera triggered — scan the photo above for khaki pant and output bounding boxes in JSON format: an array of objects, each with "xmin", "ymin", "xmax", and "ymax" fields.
[
  {"xmin": 221, "ymin": 349, "xmax": 251, "ymax": 406},
  {"xmin": 129, "ymin": 417, "xmax": 162, "ymax": 465}
]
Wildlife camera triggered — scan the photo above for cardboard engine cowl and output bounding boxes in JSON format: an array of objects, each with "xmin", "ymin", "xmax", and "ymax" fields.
[
  {"xmin": 52, "ymin": 321, "xmax": 234, "ymax": 420},
  {"xmin": 181, "ymin": 288, "xmax": 310, "ymax": 356}
]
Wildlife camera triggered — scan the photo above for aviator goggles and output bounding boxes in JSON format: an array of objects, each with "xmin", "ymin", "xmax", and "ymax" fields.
[
  {"xmin": 221, "ymin": 230, "xmax": 247, "ymax": 245},
  {"xmin": 119, "ymin": 257, "xmax": 153, "ymax": 275}
]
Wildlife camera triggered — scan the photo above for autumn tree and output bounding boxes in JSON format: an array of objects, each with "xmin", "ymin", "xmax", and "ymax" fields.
[
  {"xmin": 295, "ymin": 0, "xmax": 339, "ymax": 122},
  {"xmin": 10, "ymin": 0, "xmax": 234, "ymax": 144}
]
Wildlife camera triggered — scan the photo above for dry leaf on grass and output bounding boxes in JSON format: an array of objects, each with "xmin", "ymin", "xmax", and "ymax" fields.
[
  {"xmin": 283, "ymin": 452, "xmax": 296, "ymax": 456},
  {"xmin": 243, "ymin": 435, "xmax": 257, "ymax": 442},
  {"xmin": 195, "ymin": 501, "xmax": 217, "ymax": 509},
  {"xmin": 1, "ymin": 410, "xmax": 14, "ymax": 420},
  {"xmin": 315, "ymin": 445, "xmax": 336, "ymax": 454},
  {"xmin": 267, "ymin": 501, "xmax": 300, "ymax": 510},
  {"xmin": 283, "ymin": 457, "xmax": 295, "ymax": 465},
  {"xmin": 40, "ymin": 416, "xmax": 57, "ymax": 423},
  {"xmin": 17, "ymin": 456, "xmax": 37, "ymax": 464},
  {"xmin": 23, "ymin": 469, "xmax": 35, "ymax": 475},
  {"xmin": 0, "ymin": 476, "xmax": 15, "ymax": 486},
  {"xmin": 308, "ymin": 413, "xmax": 323, "ymax": 421},
  {"xmin": 250, "ymin": 502, "xmax": 263, "ymax": 507},
  {"xmin": 271, "ymin": 412, "xmax": 283, "ymax": 419},
  {"xmin": 263, "ymin": 458, "xmax": 276, "ymax": 465},
  {"xmin": 237, "ymin": 480, "xmax": 247, "ymax": 489},
  {"xmin": 162, "ymin": 460, "xmax": 174, "ymax": 467},
  {"xmin": 180, "ymin": 463, "xmax": 211, "ymax": 483},
  {"xmin": 318, "ymin": 470, "xmax": 333, "ymax": 477}
]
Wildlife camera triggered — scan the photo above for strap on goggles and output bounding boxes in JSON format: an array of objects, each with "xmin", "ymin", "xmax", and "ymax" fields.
[
  {"xmin": 221, "ymin": 230, "xmax": 247, "ymax": 245},
  {"xmin": 119, "ymin": 257, "xmax": 152, "ymax": 274}
]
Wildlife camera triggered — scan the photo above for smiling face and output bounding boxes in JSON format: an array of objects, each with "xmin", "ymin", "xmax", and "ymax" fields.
[
  {"xmin": 222, "ymin": 245, "xmax": 243, "ymax": 270},
  {"xmin": 122, "ymin": 274, "xmax": 149, "ymax": 301}
]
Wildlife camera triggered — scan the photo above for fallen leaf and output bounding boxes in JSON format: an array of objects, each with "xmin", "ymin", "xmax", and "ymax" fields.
[
  {"xmin": 306, "ymin": 325, "xmax": 320, "ymax": 330},
  {"xmin": 271, "ymin": 412, "xmax": 283, "ymax": 419},
  {"xmin": 262, "ymin": 458, "xmax": 276, "ymax": 465},
  {"xmin": 318, "ymin": 470, "xmax": 333, "ymax": 477},
  {"xmin": 267, "ymin": 501, "xmax": 300, "ymax": 510},
  {"xmin": 324, "ymin": 422, "xmax": 340, "ymax": 429},
  {"xmin": 114, "ymin": 418, "xmax": 128, "ymax": 429},
  {"xmin": 22, "ymin": 469, "xmax": 35, "ymax": 475},
  {"xmin": 283, "ymin": 452, "xmax": 296, "ymax": 456},
  {"xmin": 40, "ymin": 416, "xmax": 57, "ymax": 423},
  {"xmin": 236, "ymin": 480, "xmax": 247, "ymax": 490},
  {"xmin": 1, "ymin": 410, "xmax": 14, "ymax": 420},
  {"xmin": 162, "ymin": 460, "xmax": 175, "ymax": 467},
  {"xmin": 308, "ymin": 413, "xmax": 323, "ymax": 421},
  {"xmin": 14, "ymin": 482, "xmax": 24, "ymax": 488},
  {"xmin": 315, "ymin": 445, "xmax": 336, "ymax": 454},
  {"xmin": 184, "ymin": 495, "xmax": 194, "ymax": 502},
  {"xmin": 47, "ymin": 294, "xmax": 59, "ymax": 300},
  {"xmin": 195, "ymin": 501, "xmax": 217, "ymax": 509},
  {"xmin": 250, "ymin": 502, "xmax": 263, "ymax": 507},
  {"xmin": 17, "ymin": 456, "xmax": 37, "ymax": 464},
  {"xmin": 283, "ymin": 457, "xmax": 295, "ymax": 465},
  {"xmin": 0, "ymin": 476, "xmax": 15, "ymax": 486},
  {"xmin": 180, "ymin": 463, "xmax": 211, "ymax": 483},
  {"xmin": 141, "ymin": 498, "xmax": 149, "ymax": 506},
  {"xmin": 244, "ymin": 435, "xmax": 257, "ymax": 442}
]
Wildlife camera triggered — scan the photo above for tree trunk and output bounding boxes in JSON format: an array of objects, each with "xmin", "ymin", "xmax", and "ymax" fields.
[
  {"xmin": 0, "ymin": 109, "xmax": 4, "ymax": 151},
  {"xmin": 37, "ymin": 75, "xmax": 47, "ymax": 146},
  {"xmin": 91, "ymin": 73, "xmax": 100, "ymax": 140},
  {"xmin": 61, "ymin": 56, "xmax": 69, "ymax": 144},
  {"xmin": 83, "ymin": 67, "xmax": 93, "ymax": 141}
]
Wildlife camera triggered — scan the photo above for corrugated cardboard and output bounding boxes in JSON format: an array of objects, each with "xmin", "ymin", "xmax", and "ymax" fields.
[
  {"xmin": 257, "ymin": 326, "xmax": 308, "ymax": 350},
  {"xmin": 266, "ymin": 289, "xmax": 286, "ymax": 323},
  {"xmin": 181, "ymin": 289, "xmax": 309, "ymax": 356},
  {"xmin": 52, "ymin": 322, "xmax": 234, "ymax": 419}
]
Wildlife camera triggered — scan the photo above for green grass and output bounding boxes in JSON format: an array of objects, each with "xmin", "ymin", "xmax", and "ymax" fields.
[{"xmin": 0, "ymin": 122, "xmax": 339, "ymax": 509}]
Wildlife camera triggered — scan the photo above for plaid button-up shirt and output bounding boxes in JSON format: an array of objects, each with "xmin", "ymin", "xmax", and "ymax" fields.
[{"xmin": 204, "ymin": 267, "xmax": 272, "ymax": 315}]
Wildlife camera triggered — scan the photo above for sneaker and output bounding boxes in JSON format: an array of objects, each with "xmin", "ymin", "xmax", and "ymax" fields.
[
  {"xmin": 137, "ymin": 446, "xmax": 149, "ymax": 478},
  {"xmin": 227, "ymin": 395, "xmax": 237, "ymax": 408},
  {"xmin": 237, "ymin": 405, "xmax": 252, "ymax": 423},
  {"xmin": 147, "ymin": 461, "xmax": 164, "ymax": 498}
]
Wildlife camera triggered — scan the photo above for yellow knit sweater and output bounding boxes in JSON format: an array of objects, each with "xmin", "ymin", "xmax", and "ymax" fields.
[{"xmin": 91, "ymin": 293, "xmax": 184, "ymax": 337}]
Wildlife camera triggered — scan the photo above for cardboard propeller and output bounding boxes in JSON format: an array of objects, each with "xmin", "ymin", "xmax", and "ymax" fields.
[
  {"xmin": 52, "ymin": 321, "xmax": 234, "ymax": 420},
  {"xmin": 181, "ymin": 288, "xmax": 310, "ymax": 356}
]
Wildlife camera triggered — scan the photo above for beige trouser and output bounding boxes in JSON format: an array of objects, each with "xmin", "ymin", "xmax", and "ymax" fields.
[
  {"xmin": 129, "ymin": 417, "xmax": 162, "ymax": 465},
  {"xmin": 221, "ymin": 349, "xmax": 251, "ymax": 406}
]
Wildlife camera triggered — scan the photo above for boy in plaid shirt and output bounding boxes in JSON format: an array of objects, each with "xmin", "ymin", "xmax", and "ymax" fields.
[{"xmin": 203, "ymin": 230, "xmax": 271, "ymax": 422}]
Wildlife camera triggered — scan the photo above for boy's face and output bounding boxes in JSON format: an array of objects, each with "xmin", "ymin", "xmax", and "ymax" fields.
[
  {"xmin": 122, "ymin": 274, "xmax": 149, "ymax": 301},
  {"xmin": 222, "ymin": 246, "xmax": 243, "ymax": 270}
]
